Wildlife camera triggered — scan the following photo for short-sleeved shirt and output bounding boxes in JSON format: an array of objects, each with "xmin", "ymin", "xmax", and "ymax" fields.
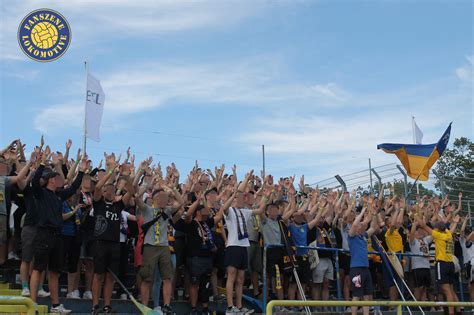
[
  {"xmin": 224, "ymin": 207, "xmax": 253, "ymax": 247},
  {"xmin": 62, "ymin": 202, "xmax": 80, "ymax": 237},
  {"xmin": 349, "ymin": 232, "xmax": 369, "ymax": 268},
  {"xmin": 92, "ymin": 199, "xmax": 124, "ymax": 242},
  {"xmin": 246, "ymin": 214, "xmax": 260, "ymax": 242},
  {"xmin": 260, "ymin": 216, "xmax": 282, "ymax": 246},
  {"xmin": 174, "ymin": 217, "xmax": 215, "ymax": 257},
  {"xmin": 410, "ymin": 236, "xmax": 432, "ymax": 270},
  {"xmin": 460, "ymin": 238, "xmax": 474, "ymax": 265},
  {"xmin": 120, "ymin": 210, "xmax": 131, "ymax": 243},
  {"xmin": 289, "ymin": 223, "xmax": 309, "ymax": 255},
  {"xmin": 0, "ymin": 176, "xmax": 11, "ymax": 216},
  {"xmin": 432, "ymin": 229, "xmax": 454, "ymax": 262},
  {"xmin": 141, "ymin": 205, "xmax": 173, "ymax": 246},
  {"xmin": 385, "ymin": 228, "xmax": 404, "ymax": 253}
]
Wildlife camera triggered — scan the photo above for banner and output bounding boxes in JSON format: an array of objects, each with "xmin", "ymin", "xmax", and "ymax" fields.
[{"xmin": 85, "ymin": 73, "xmax": 105, "ymax": 142}]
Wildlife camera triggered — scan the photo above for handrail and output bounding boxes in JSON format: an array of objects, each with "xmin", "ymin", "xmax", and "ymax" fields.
[
  {"xmin": 262, "ymin": 243, "xmax": 462, "ymax": 314},
  {"xmin": 0, "ymin": 296, "xmax": 36, "ymax": 315},
  {"xmin": 266, "ymin": 300, "xmax": 474, "ymax": 315}
]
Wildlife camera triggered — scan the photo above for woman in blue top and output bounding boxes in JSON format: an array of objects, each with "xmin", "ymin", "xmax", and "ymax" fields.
[{"xmin": 348, "ymin": 206, "xmax": 381, "ymax": 315}]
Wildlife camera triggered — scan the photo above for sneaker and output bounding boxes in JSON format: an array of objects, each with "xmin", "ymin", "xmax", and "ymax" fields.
[
  {"xmin": 21, "ymin": 288, "xmax": 30, "ymax": 296},
  {"xmin": 91, "ymin": 304, "xmax": 100, "ymax": 315},
  {"xmin": 8, "ymin": 251, "xmax": 20, "ymax": 261},
  {"xmin": 226, "ymin": 306, "xmax": 240, "ymax": 314},
  {"xmin": 51, "ymin": 304, "xmax": 72, "ymax": 314},
  {"xmin": 240, "ymin": 307, "xmax": 255, "ymax": 314},
  {"xmin": 102, "ymin": 305, "xmax": 114, "ymax": 314},
  {"xmin": 66, "ymin": 291, "xmax": 80, "ymax": 299},
  {"xmin": 120, "ymin": 293, "xmax": 127, "ymax": 300},
  {"xmin": 190, "ymin": 308, "xmax": 198, "ymax": 315},
  {"xmin": 83, "ymin": 290, "xmax": 93, "ymax": 299},
  {"xmin": 162, "ymin": 304, "xmax": 173, "ymax": 314},
  {"xmin": 37, "ymin": 289, "xmax": 51, "ymax": 297}
]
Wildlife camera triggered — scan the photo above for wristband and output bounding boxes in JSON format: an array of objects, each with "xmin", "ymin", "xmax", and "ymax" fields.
[{"xmin": 108, "ymin": 170, "xmax": 113, "ymax": 175}]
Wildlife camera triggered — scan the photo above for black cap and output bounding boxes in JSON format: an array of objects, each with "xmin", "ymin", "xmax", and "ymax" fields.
[{"xmin": 42, "ymin": 168, "xmax": 59, "ymax": 181}]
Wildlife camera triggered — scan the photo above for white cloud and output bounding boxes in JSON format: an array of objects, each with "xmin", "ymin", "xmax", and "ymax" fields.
[
  {"xmin": 455, "ymin": 55, "xmax": 473, "ymax": 83},
  {"xmin": 0, "ymin": 0, "xmax": 269, "ymax": 61},
  {"xmin": 34, "ymin": 104, "xmax": 83, "ymax": 134},
  {"xmin": 33, "ymin": 57, "xmax": 350, "ymax": 127}
]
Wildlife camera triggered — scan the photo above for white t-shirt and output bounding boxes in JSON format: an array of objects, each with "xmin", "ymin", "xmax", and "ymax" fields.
[
  {"xmin": 460, "ymin": 238, "xmax": 474, "ymax": 265},
  {"xmin": 224, "ymin": 207, "xmax": 253, "ymax": 247},
  {"xmin": 120, "ymin": 210, "xmax": 130, "ymax": 243},
  {"xmin": 410, "ymin": 236, "xmax": 432, "ymax": 270}
]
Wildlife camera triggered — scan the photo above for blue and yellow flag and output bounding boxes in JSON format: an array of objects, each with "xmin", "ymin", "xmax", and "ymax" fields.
[{"xmin": 377, "ymin": 123, "xmax": 451, "ymax": 181}]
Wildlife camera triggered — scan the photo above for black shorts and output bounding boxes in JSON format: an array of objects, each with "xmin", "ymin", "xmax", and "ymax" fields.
[
  {"xmin": 436, "ymin": 261, "xmax": 455, "ymax": 285},
  {"xmin": 32, "ymin": 228, "xmax": 64, "ymax": 272},
  {"xmin": 287, "ymin": 256, "xmax": 311, "ymax": 284},
  {"xmin": 225, "ymin": 246, "xmax": 248, "ymax": 270},
  {"xmin": 350, "ymin": 267, "xmax": 373, "ymax": 297},
  {"xmin": 93, "ymin": 240, "xmax": 120, "ymax": 275},
  {"xmin": 413, "ymin": 268, "xmax": 431, "ymax": 288},
  {"xmin": 187, "ymin": 256, "xmax": 213, "ymax": 303},
  {"xmin": 266, "ymin": 247, "xmax": 284, "ymax": 277},
  {"xmin": 187, "ymin": 256, "xmax": 213, "ymax": 284},
  {"xmin": 62, "ymin": 235, "xmax": 81, "ymax": 273},
  {"xmin": 340, "ymin": 253, "xmax": 351, "ymax": 272}
]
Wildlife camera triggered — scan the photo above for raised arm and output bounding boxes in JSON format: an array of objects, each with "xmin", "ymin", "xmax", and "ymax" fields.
[
  {"xmin": 93, "ymin": 154, "xmax": 118, "ymax": 201},
  {"xmin": 409, "ymin": 220, "xmax": 417, "ymax": 244},
  {"xmin": 349, "ymin": 207, "xmax": 367, "ymax": 237}
]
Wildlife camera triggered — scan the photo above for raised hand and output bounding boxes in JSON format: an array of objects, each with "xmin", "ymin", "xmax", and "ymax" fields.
[
  {"xmin": 79, "ymin": 154, "xmax": 90, "ymax": 172},
  {"xmin": 66, "ymin": 139, "xmax": 72, "ymax": 150}
]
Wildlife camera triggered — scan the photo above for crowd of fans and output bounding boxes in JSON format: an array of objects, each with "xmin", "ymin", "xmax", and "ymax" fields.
[{"xmin": 0, "ymin": 137, "xmax": 469, "ymax": 315}]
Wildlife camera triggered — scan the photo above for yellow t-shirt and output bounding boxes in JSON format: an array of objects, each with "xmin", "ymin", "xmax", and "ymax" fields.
[
  {"xmin": 385, "ymin": 228, "xmax": 404, "ymax": 253},
  {"xmin": 432, "ymin": 229, "xmax": 453, "ymax": 262}
]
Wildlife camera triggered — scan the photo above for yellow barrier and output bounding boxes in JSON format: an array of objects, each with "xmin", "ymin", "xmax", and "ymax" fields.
[
  {"xmin": 0, "ymin": 296, "xmax": 36, "ymax": 315},
  {"xmin": 266, "ymin": 300, "xmax": 474, "ymax": 315}
]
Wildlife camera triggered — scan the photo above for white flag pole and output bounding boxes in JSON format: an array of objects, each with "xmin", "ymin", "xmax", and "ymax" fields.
[
  {"xmin": 84, "ymin": 61, "xmax": 89, "ymax": 155},
  {"xmin": 411, "ymin": 116, "xmax": 416, "ymax": 144}
]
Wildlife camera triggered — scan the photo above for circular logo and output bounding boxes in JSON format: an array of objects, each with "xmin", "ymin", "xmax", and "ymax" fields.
[{"xmin": 18, "ymin": 9, "xmax": 71, "ymax": 62}]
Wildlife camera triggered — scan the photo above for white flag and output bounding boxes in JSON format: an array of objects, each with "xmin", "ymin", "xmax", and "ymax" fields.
[
  {"xmin": 412, "ymin": 116, "xmax": 423, "ymax": 144},
  {"xmin": 85, "ymin": 73, "xmax": 105, "ymax": 142}
]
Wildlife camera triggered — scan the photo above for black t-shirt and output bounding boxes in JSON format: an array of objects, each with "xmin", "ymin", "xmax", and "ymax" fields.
[
  {"xmin": 79, "ymin": 192, "xmax": 95, "ymax": 232},
  {"xmin": 92, "ymin": 198, "xmax": 124, "ymax": 242},
  {"xmin": 174, "ymin": 217, "xmax": 215, "ymax": 257},
  {"xmin": 21, "ymin": 184, "xmax": 39, "ymax": 227}
]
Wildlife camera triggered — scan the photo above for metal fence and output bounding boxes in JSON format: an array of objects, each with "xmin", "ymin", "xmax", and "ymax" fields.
[{"xmin": 309, "ymin": 163, "xmax": 474, "ymax": 220}]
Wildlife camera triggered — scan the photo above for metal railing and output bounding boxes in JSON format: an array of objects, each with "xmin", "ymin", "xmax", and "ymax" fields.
[
  {"xmin": 262, "ymin": 244, "xmax": 466, "ymax": 314},
  {"xmin": 0, "ymin": 296, "xmax": 36, "ymax": 315},
  {"xmin": 266, "ymin": 300, "xmax": 474, "ymax": 315}
]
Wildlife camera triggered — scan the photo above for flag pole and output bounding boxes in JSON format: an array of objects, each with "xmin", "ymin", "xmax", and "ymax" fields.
[
  {"xmin": 83, "ymin": 61, "xmax": 88, "ymax": 155},
  {"xmin": 411, "ymin": 116, "xmax": 416, "ymax": 144}
]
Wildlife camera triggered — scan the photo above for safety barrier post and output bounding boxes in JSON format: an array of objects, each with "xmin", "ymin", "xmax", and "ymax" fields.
[{"xmin": 263, "ymin": 245, "xmax": 268, "ymax": 314}]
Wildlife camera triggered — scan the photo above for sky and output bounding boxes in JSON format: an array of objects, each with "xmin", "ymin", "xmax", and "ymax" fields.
[{"xmin": 0, "ymin": 0, "xmax": 473, "ymax": 186}]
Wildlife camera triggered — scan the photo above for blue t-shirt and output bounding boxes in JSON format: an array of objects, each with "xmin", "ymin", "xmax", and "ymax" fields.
[
  {"xmin": 348, "ymin": 232, "xmax": 369, "ymax": 268},
  {"xmin": 289, "ymin": 223, "xmax": 309, "ymax": 256},
  {"xmin": 62, "ymin": 202, "xmax": 78, "ymax": 237}
]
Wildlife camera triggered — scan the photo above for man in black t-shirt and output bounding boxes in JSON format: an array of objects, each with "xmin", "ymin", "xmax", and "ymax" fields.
[
  {"xmin": 174, "ymin": 194, "xmax": 224, "ymax": 315},
  {"xmin": 91, "ymin": 155, "xmax": 132, "ymax": 315},
  {"xmin": 30, "ymin": 146, "xmax": 86, "ymax": 313}
]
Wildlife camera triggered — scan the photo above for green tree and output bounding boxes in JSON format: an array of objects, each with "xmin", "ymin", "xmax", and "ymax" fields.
[{"xmin": 434, "ymin": 137, "xmax": 474, "ymax": 205}]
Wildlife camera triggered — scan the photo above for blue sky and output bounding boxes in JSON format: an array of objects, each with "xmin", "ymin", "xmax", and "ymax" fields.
[{"xmin": 1, "ymin": 0, "xmax": 472, "ymax": 185}]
